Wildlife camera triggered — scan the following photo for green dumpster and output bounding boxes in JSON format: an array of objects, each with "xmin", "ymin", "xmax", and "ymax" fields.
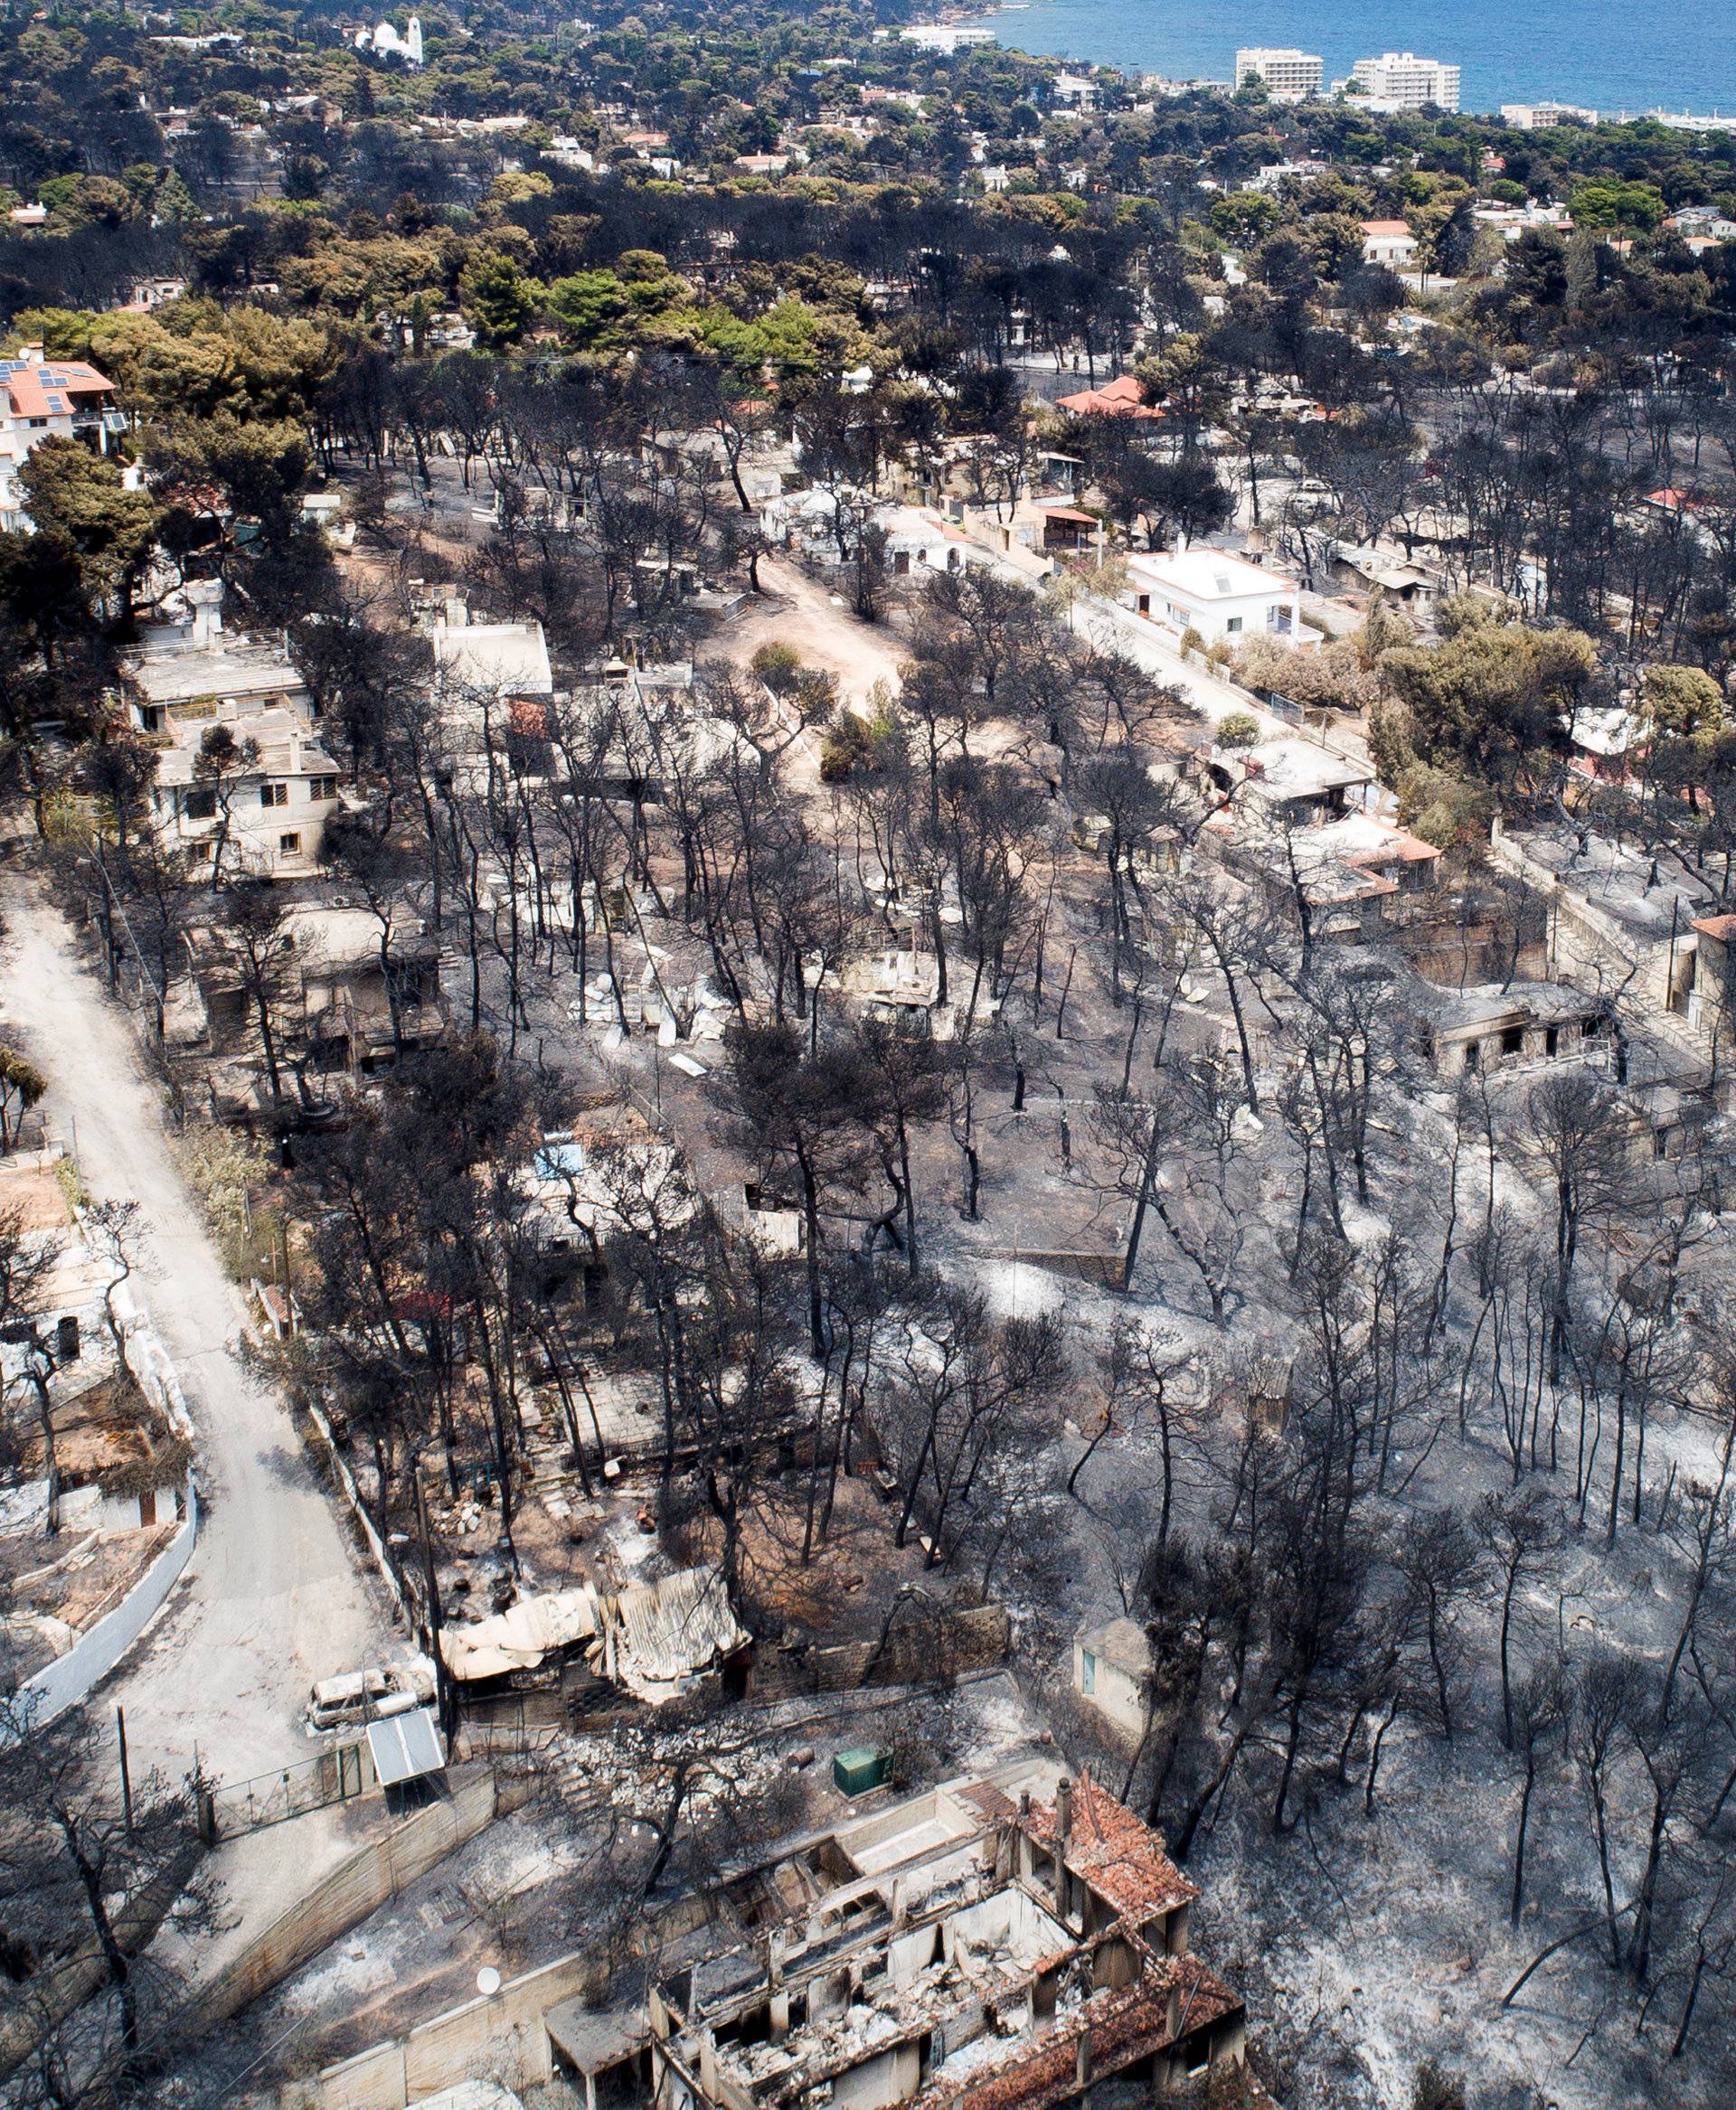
[{"xmin": 833, "ymin": 1747, "xmax": 890, "ymax": 1796}]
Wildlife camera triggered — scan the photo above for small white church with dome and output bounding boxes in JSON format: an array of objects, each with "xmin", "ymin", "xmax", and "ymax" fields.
[{"xmin": 354, "ymin": 14, "xmax": 423, "ymax": 65}]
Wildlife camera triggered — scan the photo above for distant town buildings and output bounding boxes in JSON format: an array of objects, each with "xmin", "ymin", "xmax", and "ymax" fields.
[
  {"xmin": 1235, "ymin": 47, "xmax": 1324, "ymax": 101},
  {"xmin": 1346, "ymin": 51, "xmax": 1461, "ymax": 111},
  {"xmin": 898, "ymin": 24, "xmax": 995, "ymax": 53},
  {"xmin": 1641, "ymin": 108, "xmax": 1736, "ymax": 135},
  {"xmin": 353, "ymin": 14, "xmax": 422, "ymax": 65},
  {"xmin": 1500, "ymin": 99, "xmax": 1599, "ymax": 128}
]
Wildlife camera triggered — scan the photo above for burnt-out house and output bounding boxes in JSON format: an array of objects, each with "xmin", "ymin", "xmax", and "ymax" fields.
[
  {"xmin": 439, "ymin": 1565, "xmax": 751, "ymax": 1718},
  {"xmin": 182, "ymin": 903, "xmax": 443, "ymax": 1101},
  {"xmin": 648, "ymin": 1772, "xmax": 1268, "ymax": 2110}
]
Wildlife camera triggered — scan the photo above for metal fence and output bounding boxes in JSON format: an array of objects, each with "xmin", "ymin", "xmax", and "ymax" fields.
[{"xmin": 200, "ymin": 1738, "xmax": 376, "ymax": 1842}]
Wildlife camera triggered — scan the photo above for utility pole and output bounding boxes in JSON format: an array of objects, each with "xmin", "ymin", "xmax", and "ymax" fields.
[
  {"xmin": 411, "ymin": 1462, "xmax": 456, "ymax": 1746},
  {"xmin": 278, "ymin": 1215, "xmax": 295, "ymax": 1335},
  {"xmin": 117, "ymin": 1707, "xmax": 134, "ymax": 1832}
]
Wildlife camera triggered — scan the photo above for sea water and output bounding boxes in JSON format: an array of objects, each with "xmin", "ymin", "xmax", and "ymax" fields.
[{"xmin": 976, "ymin": 0, "xmax": 1736, "ymax": 124}]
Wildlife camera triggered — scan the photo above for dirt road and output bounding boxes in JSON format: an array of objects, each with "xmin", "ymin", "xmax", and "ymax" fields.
[
  {"xmin": 0, "ymin": 872, "xmax": 382, "ymax": 1788},
  {"xmin": 722, "ymin": 554, "xmax": 910, "ymax": 705}
]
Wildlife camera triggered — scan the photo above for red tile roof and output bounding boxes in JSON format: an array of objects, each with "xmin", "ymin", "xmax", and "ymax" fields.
[
  {"xmin": 951, "ymin": 1779, "xmax": 1020, "ymax": 1825},
  {"xmin": 1056, "ymin": 373, "xmax": 1161, "ymax": 419},
  {"xmin": 0, "ymin": 358, "xmax": 113, "ymax": 419},
  {"xmin": 1024, "ymin": 1773, "xmax": 1199, "ymax": 1920},
  {"xmin": 921, "ymin": 1955, "xmax": 1240, "ymax": 2110}
]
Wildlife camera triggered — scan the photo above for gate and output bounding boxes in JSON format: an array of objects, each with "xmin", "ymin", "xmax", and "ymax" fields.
[{"xmin": 199, "ymin": 1738, "xmax": 377, "ymax": 1842}]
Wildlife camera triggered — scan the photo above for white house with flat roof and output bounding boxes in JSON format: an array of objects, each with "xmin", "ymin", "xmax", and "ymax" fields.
[
  {"xmin": 898, "ymin": 24, "xmax": 993, "ymax": 52},
  {"xmin": 1500, "ymin": 100, "xmax": 1598, "ymax": 128},
  {"xmin": 429, "ymin": 612, "xmax": 554, "ymax": 698},
  {"xmin": 122, "ymin": 637, "xmax": 313, "ymax": 736},
  {"xmin": 1124, "ymin": 549, "xmax": 1300, "ymax": 645}
]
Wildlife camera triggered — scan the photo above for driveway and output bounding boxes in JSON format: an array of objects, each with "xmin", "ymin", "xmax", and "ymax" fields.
[
  {"xmin": 722, "ymin": 554, "xmax": 910, "ymax": 707},
  {"xmin": 0, "ymin": 872, "xmax": 383, "ymax": 1790}
]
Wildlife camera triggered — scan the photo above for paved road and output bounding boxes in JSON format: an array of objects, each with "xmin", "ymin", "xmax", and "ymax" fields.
[
  {"xmin": 0, "ymin": 871, "xmax": 382, "ymax": 1788},
  {"xmin": 969, "ymin": 542, "xmax": 1378, "ymax": 770}
]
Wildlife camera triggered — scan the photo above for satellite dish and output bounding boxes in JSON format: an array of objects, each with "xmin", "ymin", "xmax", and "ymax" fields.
[{"xmin": 476, "ymin": 1966, "xmax": 503, "ymax": 1998}]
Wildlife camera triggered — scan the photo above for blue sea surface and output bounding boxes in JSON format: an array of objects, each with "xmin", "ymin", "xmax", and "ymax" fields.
[{"xmin": 977, "ymin": 0, "xmax": 1736, "ymax": 120}]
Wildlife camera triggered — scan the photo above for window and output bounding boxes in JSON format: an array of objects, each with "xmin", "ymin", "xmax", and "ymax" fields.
[
  {"xmin": 1080, "ymin": 1649, "xmax": 1097, "ymax": 1695},
  {"xmin": 1225, "ymin": 616, "xmax": 1243, "ymax": 634},
  {"xmin": 278, "ymin": 832, "xmax": 302, "ymax": 855},
  {"xmin": 184, "ymin": 787, "xmax": 217, "ymax": 821},
  {"xmin": 1545, "ymin": 1026, "xmax": 1560, "ymax": 1057},
  {"xmin": 1500, "ymin": 1026, "xmax": 1524, "ymax": 1056},
  {"xmin": 1463, "ymin": 1041, "xmax": 1481, "ymax": 1075},
  {"xmin": 310, "ymin": 775, "xmax": 338, "ymax": 802},
  {"xmin": 259, "ymin": 782, "xmax": 288, "ymax": 808}
]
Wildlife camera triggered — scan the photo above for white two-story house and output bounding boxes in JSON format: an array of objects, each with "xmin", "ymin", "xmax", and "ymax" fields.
[
  {"xmin": 125, "ymin": 623, "xmax": 343, "ymax": 881},
  {"xmin": 150, "ymin": 707, "xmax": 342, "ymax": 880}
]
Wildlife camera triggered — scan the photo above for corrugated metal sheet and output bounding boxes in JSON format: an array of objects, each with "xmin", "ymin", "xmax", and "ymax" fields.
[
  {"xmin": 367, "ymin": 1707, "xmax": 446, "ymax": 1785},
  {"xmin": 440, "ymin": 1586, "xmax": 602, "ymax": 1681},
  {"xmin": 603, "ymin": 1567, "xmax": 748, "ymax": 1703},
  {"xmin": 439, "ymin": 1566, "xmax": 746, "ymax": 1703}
]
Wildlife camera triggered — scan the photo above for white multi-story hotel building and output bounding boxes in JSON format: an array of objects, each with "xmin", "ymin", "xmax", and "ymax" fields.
[
  {"xmin": 1500, "ymin": 100, "xmax": 1598, "ymax": 129},
  {"xmin": 1235, "ymin": 48, "xmax": 1324, "ymax": 101},
  {"xmin": 1349, "ymin": 51, "xmax": 1461, "ymax": 110}
]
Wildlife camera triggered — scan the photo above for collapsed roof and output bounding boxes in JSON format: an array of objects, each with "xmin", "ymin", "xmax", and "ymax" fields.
[{"xmin": 439, "ymin": 1564, "xmax": 748, "ymax": 1704}]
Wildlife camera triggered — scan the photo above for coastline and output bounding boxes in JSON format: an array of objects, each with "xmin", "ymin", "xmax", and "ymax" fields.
[{"xmin": 907, "ymin": 2, "xmax": 1736, "ymax": 127}]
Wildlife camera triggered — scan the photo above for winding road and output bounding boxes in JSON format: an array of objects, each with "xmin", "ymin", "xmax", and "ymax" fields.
[{"xmin": 1, "ymin": 869, "xmax": 382, "ymax": 1790}]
